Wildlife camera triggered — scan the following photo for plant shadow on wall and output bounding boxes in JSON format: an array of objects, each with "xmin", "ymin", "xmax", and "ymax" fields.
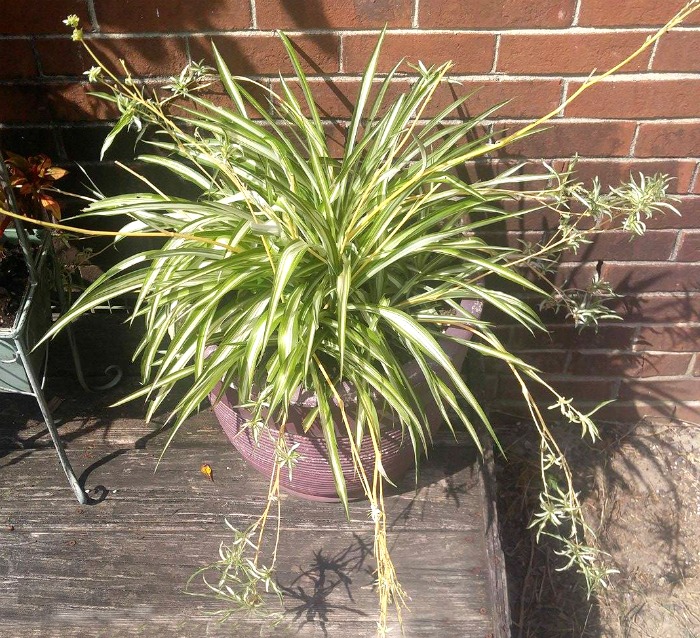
[
  {"xmin": 277, "ymin": 0, "xmax": 405, "ymax": 30},
  {"xmin": 19, "ymin": 5, "xmax": 698, "ymax": 637},
  {"xmin": 48, "ymin": 0, "xmax": 341, "ymax": 146}
]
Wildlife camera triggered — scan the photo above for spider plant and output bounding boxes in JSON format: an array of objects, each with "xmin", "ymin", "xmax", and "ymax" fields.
[{"xmin": 41, "ymin": 11, "xmax": 691, "ymax": 634}]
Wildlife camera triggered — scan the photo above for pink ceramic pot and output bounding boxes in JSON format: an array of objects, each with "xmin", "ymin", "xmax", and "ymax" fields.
[{"xmin": 209, "ymin": 299, "xmax": 482, "ymax": 501}]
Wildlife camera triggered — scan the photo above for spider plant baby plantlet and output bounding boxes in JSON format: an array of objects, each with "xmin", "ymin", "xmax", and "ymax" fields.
[{"xmin": 40, "ymin": 4, "xmax": 696, "ymax": 633}]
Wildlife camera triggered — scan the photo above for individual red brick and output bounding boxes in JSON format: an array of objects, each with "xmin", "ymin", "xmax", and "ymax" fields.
[
  {"xmin": 0, "ymin": 1, "xmax": 91, "ymax": 35},
  {"xmin": 256, "ymin": 0, "xmax": 413, "ymax": 29},
  {"xmin": 634, "ymin": 325, "xmax": 700, "ymax": 351},
  {"xmin": 267, "ymin": 77, "xmax": 562, "ymax": 120},
  {"xmin": 475, "ymin": 374, "xmax": 501, "ymax": 402},
  {"xmin": 190, "ymin": 34, "xmax": 339, "ymax": 76},
  {"xmin": 572, "ymin": 159, "xmax": 696, "ymax": 194},
  {"xmin": 635, "ymin": 122, "xmax": 700, "ymax": 159},
  {"xmin": 566, "ymin": 79, "xmax": 700, "ymax": 119},
  {"xmin": 595, "ymin": 401, "xmax": 700, "ymax": 423},
  {"xmin": 676, "ymin": 231, "xmax": 700, "ymax": 262},
  {"xmin": 343, "ymin": 33, "xmax": 496, "ymax": 74},
  {"xmin": 486, "ymin": 350, "xmax": 569, "ymax": 374},
  {"xmin": 578, "ymin": 0, "xmax": 700, "ymax": 26},
  {"xmin": 606, "ymin": 263, "xmax": 700, "ymax": 293},
  {"xmin": 500, "ymin": 207, "xmax": 569, "ymax": 233},
  {"xmin": 508, "ymin": 324, "xmax": 636, "ymax": 350},
  {"xmin": 34, "ymin": 39, "xmax": 83, "ymax": 76},
  {"xmin": 97, "ymin": 0, "xmax": 251, "ymax": 32},
  {"xmin": 269, "ymin": 78, "xmax": 371, "ymax": 119},
  {"xmin": 495, "ymin": 120, "xmax": 636, "ymax": 158},
  {"xmin": 562, "ymin": 230, "xmax": 677, "ymax": 262},
  {"xmin": 60, "ymin": 123, "xmax": 134, "ymax": 161},
  {"xmin": 498, "ymin": 32, "xmax": 652, "ymax": 75},
  {"xmin": 430, "ymin": 79, "xmax": 564, "ymax": 119},
  {"xmin": 496, "ymin": 376, "xmax": 614, "ymax": 403},
  {"xmin": 653, "ymin": 31, "xmax": 700, "ymax": 72},
  {"xmin": 611, "ymin": 294, "xmax": 700, "ymax": 324},
  {"xmin": 619, "ymin": 378, "xmax": 700, "ymax": 402},
  {"xmin": 419, "ymin": 0, "xmax": 576, "ymax": 28},
  {"xmin": 0, "ymin": 39, "xmax": 37, "ymax": 79},
  {"xmin": 37, "ymin": 36, "xmax": 189, "ymax": 78},
  {"xmin": 46, "ymin": 83, "xmax": 118, "ymax": 121},
  {"xmin": 0, "ymin": 127, "xmax": 61, "ymax": 158},
  {"xmin": 0, "ymin": 85, "xmax": 51, "ymax": 123},
  {"xmin": 490, "ymin": 325, "xmax": 513, "ymax": 345},
  {"xmin": 569, "ymin": 352, "xmax": 692, "ymax": 377},
  {"xmin": 197, "ymin": 80, "xmax": 271, "ymax": 120},
  {"xmin": 551, "ymin": 261, "xmax": 601, "ymax": 288},
  {"xmin": 482, "ymin": 229, "xmax": 676, "ymax": 262},
  {"xmin": 258, "ymin": 121, "xmax": 348, "ymax": 158}
]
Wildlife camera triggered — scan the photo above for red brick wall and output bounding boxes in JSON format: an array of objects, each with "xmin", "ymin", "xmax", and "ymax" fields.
[{"xmin": 1, "ymin": 0, "xmax": 699, "ymax": 422}]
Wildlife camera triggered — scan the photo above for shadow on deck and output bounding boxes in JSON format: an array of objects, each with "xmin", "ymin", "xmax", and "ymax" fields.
[{"xmin": 0, "ymin": 313, "xmax": 509, "ymax": 637}]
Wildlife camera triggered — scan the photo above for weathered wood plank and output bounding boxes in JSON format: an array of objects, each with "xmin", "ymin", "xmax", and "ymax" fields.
[{"xmin": 0, "ymin": 365, "xmax": 507, "ymax": 637}]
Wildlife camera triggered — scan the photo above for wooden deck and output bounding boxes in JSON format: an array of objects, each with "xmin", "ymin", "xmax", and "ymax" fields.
[{"xmin": 0, "ymin": 316, "xmax": 509, "ymax": 637}]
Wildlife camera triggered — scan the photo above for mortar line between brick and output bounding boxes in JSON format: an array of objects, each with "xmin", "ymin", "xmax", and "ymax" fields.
[
  {"xmin": 611, "ymin": 377, "xmax": 622, "ymax": 399},
  {"xmin": 5, "ymin": 116, "xmax": 700, "ymax": 128},
  {"xmin": 629, "ymin": 122, "xmax": 641, "ymax": 156},
  {"xmin": 50, "ymin": 154, "xmax": 700, "ymax": 175},
  {"xmin": 478, "ymin": 115, "xmax": 700, "ymax": 125},
  {"xmin": 24, "ymin": 26, "xmax": 700, "ymax": 40},
  {"xmin": 668, "ymin": 230, "xmax": 684, "ymax": 261},
  {"xmin": 338, "ymin": 34, "xmax": 344, "ymax": 73},
  {"xmin": 685, "ymin": 353, "xmax": 697, "ymax": 376},
  {"xmin": 86, "ymin": 0, "xmax": 100, "ymax": 33},
  {"xmin": 490, "ymin": 34, "xmax": 501, "ymax": 74},
  {"xmin": 250, "ymin": 0, "xmax": 257, "ymax": 29},
  {"xmin": 518, "ymin": 372, "xmax": 698, "ymax": 382},
  {"xmin": 524, "ymin": 321, "xmax": 700, "ymax": 328},
  {"xmin": 646, "ymin": 38, "xmax": 660, "ymax": 71},
  {"xmin": 515, "ymin": 349, "xmax": 696, "ymax": 356},
  {"xmin": 567, "ymin": 258, "xmax": 698, "ymax": 266},
  {"xmin": 289, "ymin": 71, "xmax": 700, "ymax": 82},
  {"xmin": 690, "ymin": 161, "xmax": 700, "ymax": 193},
  {"xmin": 52, "ymin": 127, "xmax": 68, "ymax": 163},
  {"xmin": 559, "ymin": 79, "xmax": 569, "ymax": 117},
  {"xmin": 412, "ymin": 0, "xmax": 420, "ymax": 28},
  {"xmin": 29, "ymin": 37, "xmax": 43, "ymax": 77},
  {"xmin": 572, "ymin": 0, "xmax": 583, "ymax": 26},
  {"xmin": 562, "ymin": 350, "xmax": 573, "ymax": 374},
  {"xmin": 129, "ymin": 26, "xmax": 700, "ymax": 36},
  {"xmin": 10, "ymin": 72, "xmax": 697, "ymax": 86}
]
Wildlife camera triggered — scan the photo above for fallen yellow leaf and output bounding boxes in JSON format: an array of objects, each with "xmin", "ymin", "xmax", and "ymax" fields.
[{"xmin": 200, "ymin": 463, "xmax": 213, "ymax": 481}]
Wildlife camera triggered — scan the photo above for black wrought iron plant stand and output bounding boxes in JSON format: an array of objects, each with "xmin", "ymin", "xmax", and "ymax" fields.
[{"xmin": 0, "ymin": 156, "xmax": 120, "ymax": 504}]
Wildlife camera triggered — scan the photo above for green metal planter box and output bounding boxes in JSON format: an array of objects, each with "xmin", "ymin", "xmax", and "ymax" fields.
[{"xmin": 0, "ymin": 234, "xmax": 51, "ymax": 394}]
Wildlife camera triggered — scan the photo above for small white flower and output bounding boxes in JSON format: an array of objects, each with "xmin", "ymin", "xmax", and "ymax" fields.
[
  {"xmin": 63, "ymin": 14, "xmax": 80, "ymax": 28},
  {"xmin": 84, "ymin": 66, "xmax": 102, "ymax": 82}
]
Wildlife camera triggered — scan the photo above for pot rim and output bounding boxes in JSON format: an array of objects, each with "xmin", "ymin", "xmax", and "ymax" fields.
[{"xmin": 210, "ymin": 298, "xmax": 483, "ymax": 410}]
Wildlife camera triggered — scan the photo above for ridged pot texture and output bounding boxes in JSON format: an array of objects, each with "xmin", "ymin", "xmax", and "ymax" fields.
[{"xmin": 209, "ymin": 300, "xmax": 482, "ymax": 501}]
